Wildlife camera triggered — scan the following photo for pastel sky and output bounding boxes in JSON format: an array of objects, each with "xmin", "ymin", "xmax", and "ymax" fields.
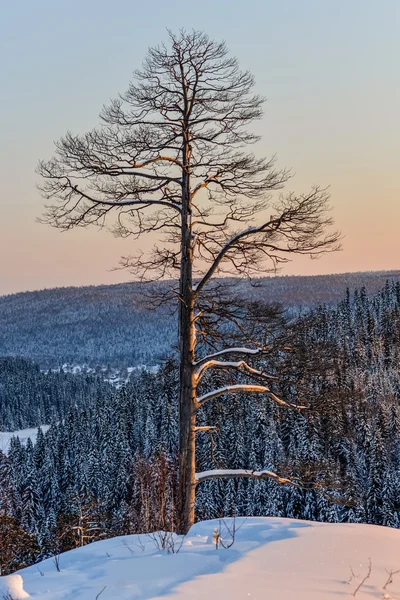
[{"xmin": 1, "ymin": 0, "xmax": 399, "ymax": 295}]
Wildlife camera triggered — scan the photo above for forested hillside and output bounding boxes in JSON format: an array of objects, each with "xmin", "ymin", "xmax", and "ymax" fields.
[
  {"xmin": 0, "ymin": 284, "xmax": 176, "ymax": 368},
  {"xmin": 1, "ymin": 280, "xmax": 400, "ymax": 573},
  {"xmin": 0, "ymin": 358, "xmax": 112, "ymax": 431},
  {"xmin": 1, "ymin": 270, "xmax": 400, "ymax": 368}
]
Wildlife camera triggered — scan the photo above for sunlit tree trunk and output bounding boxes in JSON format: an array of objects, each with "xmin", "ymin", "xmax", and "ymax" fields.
[{"xmin": 177, "ymin": 123, "xmax": 198, "ymax": 532}]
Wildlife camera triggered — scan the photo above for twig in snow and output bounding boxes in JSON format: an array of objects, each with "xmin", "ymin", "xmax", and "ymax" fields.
[
  {"xmin": 147, "ymin": 530, "xmax": 185, "ymax": 554},
  {"xmin": 134, "ymin": 536, "xmax": 145, "ymax": 552},
  {"xmin": 53, "ymin": 553, "xmax": 61, "ymax": 572},
  {"xmin": 95, "ymin": 586, "xmax": 106, "ymax": 599},
  {"xmin": 347, "ymin": 565, "xmax": 358, "ymax": 585},
  {"xmin": 214, "ymin": 516, "xmax": 246, "ymax": 550},
  {"xmin": 213, "ymin": 527, "xmax": 221, "ymax": 549},
  {"xmin": 123, "ymin": 539, "xmax": 135, "ymax": 555},
  {"xmin": 383, "ymin": 568, "xmax": 400, "ymax": 591},
  {"xmin": 352, "ymin": 558, "xmax": 372, "ymax": 597}
]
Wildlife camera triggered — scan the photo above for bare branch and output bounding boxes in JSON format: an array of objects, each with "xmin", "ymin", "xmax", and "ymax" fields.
[
  {"xmin": 382, "ymin": 568, "xmax": 400, "ymax": 591},
  {"xmin": 194, "ymin": 187, "xmax": 341, "ymax": 294},
  {"xmin": 352, "ymin": 559, "xmax": 372, "ymax": 597}
]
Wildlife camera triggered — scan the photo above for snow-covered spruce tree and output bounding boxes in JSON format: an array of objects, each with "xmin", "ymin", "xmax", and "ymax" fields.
[{"xmin": 38, "ymin": 30, "xmax": 340, "ymax": 534}]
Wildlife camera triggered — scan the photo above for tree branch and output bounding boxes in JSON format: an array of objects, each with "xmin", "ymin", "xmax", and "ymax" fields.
[
  {"xmin": 193, "ymin": 346, "xmax": 273, "ymax": 367},
  {"xmin": 196, "ymin": 384, "xmax": 305, "ymax": 410},
  {"xmin": 195, "ymin": 468, "xmax": 298, "ymax": 486},
  {"xmin": 194, "ymin": 219, "xmax": 277, "ymax": 294},
  {"xmin": 194, "ymin": 358, "xmax": 278, "ymax": 383}
]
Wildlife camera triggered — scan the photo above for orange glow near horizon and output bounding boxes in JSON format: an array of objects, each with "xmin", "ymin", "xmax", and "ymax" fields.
[{"xmin": 1, "ymin": 1, "xmax": 399, "ymax": 295}]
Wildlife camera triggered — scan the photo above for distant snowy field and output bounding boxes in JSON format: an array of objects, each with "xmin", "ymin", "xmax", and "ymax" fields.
[
  {"xmin": 0, "ymin": 426, "xmax": 50, "ymax": 454},
  {"xmin": 1, "ymin": 517, "xmax": 400, "ymax": 599}
]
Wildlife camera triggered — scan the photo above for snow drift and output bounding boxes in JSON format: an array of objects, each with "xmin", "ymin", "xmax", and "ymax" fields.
[{"xmin": 1, "ymin": 517, "xmax": 400, "ymax": 599}]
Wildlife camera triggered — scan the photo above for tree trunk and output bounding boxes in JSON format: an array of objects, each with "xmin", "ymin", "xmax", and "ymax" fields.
[
  {"xmin": 177, "ymin": 285, "xmax": 196, "ymax": 533},
  {"xmin": 177, "ymin": 145, "xmax": 197, "ymax": 535}
]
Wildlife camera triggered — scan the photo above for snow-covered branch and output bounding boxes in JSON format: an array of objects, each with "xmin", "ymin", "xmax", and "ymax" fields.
[
  {"xmin": 193, "ymin": 347, "xmax": 268, "ymax": 367},
  {"xmin": 196, "ymin": 384, "xmax": 305, "ymax": 410},
  {"xmin": 194, "ymin": 359, "xmax": 278, "ymax": 383},
  {"xmin": 195, "ymin": 469, "xmax": 298, "ymax": 486},
  {"xmin": 194, "ymin": 426, "xmax": 218, "ymax": 433},
  {"xmin": 195, "ymin": 470, "xmax": 341, "ymax": 505},
  {"xmin": 197, "ymin": 384, "xmax": 269, "ymax": 406}
]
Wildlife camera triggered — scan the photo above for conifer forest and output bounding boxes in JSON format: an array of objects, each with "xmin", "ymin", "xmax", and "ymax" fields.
[{"xmin": 1, "ymin": 280, "xmax": 400, "ymax": 575}]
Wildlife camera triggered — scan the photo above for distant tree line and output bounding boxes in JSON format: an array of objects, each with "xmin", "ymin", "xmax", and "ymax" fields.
[
  {"xmin": 0, "ymin": 358, "xmax": 113, "ymax": 430},
  {"xmin": 2, "ymin": 272, "xmax": 400, "ymax": 369},
  {"xmin": 0, "ymin": 285, "xmax": 176, "ymax": 368}
]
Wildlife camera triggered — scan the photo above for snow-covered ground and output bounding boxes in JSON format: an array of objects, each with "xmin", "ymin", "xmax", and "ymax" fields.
[
  {"xmin": 0, "ymin": 426, "xmax": 50, "ymax": 454},
  {"xmin": 1, "ymin": 517, "xmax": 400, "ymax": 599}
]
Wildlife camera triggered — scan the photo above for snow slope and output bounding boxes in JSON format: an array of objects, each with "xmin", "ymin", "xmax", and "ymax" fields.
[{"xmin": 1, "ymin": 518, "xmax": 400, "ymax": 600}]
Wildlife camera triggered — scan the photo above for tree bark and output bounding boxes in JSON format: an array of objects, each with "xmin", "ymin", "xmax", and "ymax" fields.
[
  {"xmin": 177, "ymin": 284, "xmax": 197, "ymax": 534},
  {"xmin": 177, "ymin": 129, "xmax": 197, "ymax": 534}
]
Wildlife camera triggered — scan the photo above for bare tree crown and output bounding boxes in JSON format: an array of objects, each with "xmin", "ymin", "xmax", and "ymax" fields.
[{"xmin": 38, "ymin": 29, "xmax": 339, "ymax": 286}]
